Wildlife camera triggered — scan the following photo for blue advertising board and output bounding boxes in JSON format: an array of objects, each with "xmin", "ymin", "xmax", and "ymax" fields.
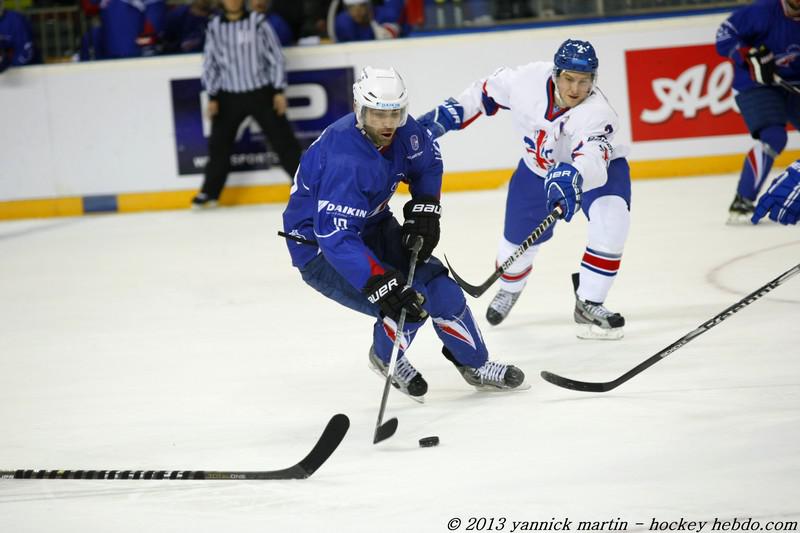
[{"xmin": 170, "ymin": 67, "xmax": 355, "ymax": 176}]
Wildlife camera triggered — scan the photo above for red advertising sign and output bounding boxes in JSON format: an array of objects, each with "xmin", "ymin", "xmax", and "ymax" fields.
[{"xmin": 626, "ymin": 43, "xmax": 748, "ymax": 141}]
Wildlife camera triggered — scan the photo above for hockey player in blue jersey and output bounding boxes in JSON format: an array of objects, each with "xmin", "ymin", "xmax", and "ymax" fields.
[
  {"xmin": 0, "ymin": 6, "xmax": 36, "ymax": 73},
  {"xmin": 716, "ymin": 0, "xmax": 800, "ymax": 224},
  {"xmin": 282, "ymin": 67, "xmax": 526, "ymax": 399},
  {"xmin": 752, "ymin": 159, "xmax": 800, "ymax": 225},
  {"xmin": 89, "ymin": 0, "xmax": 166, "ymax": 59}
]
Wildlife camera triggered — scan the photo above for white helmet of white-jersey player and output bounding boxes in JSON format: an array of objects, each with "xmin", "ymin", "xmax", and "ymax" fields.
[{"xmin": 353, "ymin": 66, "xmax": 409, "ymax": 129}]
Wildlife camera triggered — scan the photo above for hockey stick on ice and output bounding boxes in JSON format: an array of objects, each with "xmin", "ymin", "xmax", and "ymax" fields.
[
  {"xmin": 541, "ymin": 263, "xmax": 800, "ymax": 393},
  {"xmin": 445, "ymin": 205, "xmax": 563, "ymax": 298},
  {"xmin": 1, "ymin": 414, "xmax": 350, "ymax": 480},
  {"xmin": 374, "ymin": 236, "xmax": 424, "ymax": 444},
  {"xmin": 774, "ymin": 74, "xmax": 800, "ymax": 96}
]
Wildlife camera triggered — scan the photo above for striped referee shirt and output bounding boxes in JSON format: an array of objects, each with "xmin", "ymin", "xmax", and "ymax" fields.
[{"xmin": 202, "ymin": 10, "xmax": 286, "ymax": 98}]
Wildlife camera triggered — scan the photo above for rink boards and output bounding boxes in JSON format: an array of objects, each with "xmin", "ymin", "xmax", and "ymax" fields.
[{"xmin": 1, "ymin": 11, "xmax": 799, "ymax": 219}]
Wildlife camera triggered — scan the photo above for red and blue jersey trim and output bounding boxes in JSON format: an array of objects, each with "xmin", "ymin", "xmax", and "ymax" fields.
[{"xmin": 545, "ymin": 78, "xmax": 569, "ymax": 122}]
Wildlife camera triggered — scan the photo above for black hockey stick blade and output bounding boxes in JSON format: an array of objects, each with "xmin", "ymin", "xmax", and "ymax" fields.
[
  {"xmin": 1, "ymin": 413, "xmax": 350, "ymax": 481},
  {"xmin": 540, "ymin": 370, "xmax": 616, "ymax": 393},
  {"xmin": 373, "ymin": 417, "xmax": 398, "ymax": 444},
  {"xmin": 259, "ymin": 413, "xmax": 350, "ymax": 479},
  {"xmin": 444, "ymin": 254, "xmax": 500, "ymax": 298}
]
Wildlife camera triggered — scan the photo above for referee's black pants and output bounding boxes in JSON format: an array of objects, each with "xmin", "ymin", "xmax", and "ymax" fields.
[{"xmin": 201, "ymin": 86, "xmax": 302, "ymax": 199}]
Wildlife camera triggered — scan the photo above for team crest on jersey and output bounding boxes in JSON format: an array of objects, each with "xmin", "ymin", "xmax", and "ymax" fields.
[
  {"xmin": 524, "ymin": 129, "xmax": 554, "ymax": 171},
  {"xmin": 410, "ymin": 135, "xmax": 419, "ymax": 151}
]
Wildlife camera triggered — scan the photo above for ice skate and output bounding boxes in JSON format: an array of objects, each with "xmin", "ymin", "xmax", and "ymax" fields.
[
  {"xmin": 486, "ymin": 288, "xmax": 521, "ymax": 325},
  {"xmin": 191, "ymin": 193, "xmax": 219, "ymax": 210},
  {"xmin": 726, "ymin": 194, "xmax": 754, "ymax": 225},
  {"xmin": 442, "ymin": 347, "xmax": 527, "ymax": 391},
  {"xmin": 368, "ymin": 345, "xmax": 427, "ymax": 403},
  {"xmin": 572, "ymin": 273, "xmax": 624, "ymax": 340},
  {"xmin": 457, "ymin": 360, "xmax": 528, "ymax": 391}
]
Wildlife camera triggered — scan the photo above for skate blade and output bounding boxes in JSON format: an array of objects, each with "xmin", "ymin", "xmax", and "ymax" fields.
[
  {"xmin": 191, "ymin": 202, "xmax": 219, "ymax": 211},
  {"xmin": 368, "ymin": 363, "xmax": 425, "ymax": 404},
  {"xmin": 471, "ymin": 381, "xmax": 532, "ymax": 392},
  {"xmin": 726, "ymin": 213, "xmax": 752, "ymax": 225},
  {"xmin": 575, "ymin": 323, "xmax": 624, "ymax": 340}
]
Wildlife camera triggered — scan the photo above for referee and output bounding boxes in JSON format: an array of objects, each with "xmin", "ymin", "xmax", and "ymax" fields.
[{"xmin": 192, "ymin": 0, "xmax": 302, "ymax": 208}]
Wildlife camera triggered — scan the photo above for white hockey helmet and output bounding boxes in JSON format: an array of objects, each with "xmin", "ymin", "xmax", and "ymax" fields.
[{"xmin": 353, "ymin": 66, "xmax": 409, "ymax": 128}]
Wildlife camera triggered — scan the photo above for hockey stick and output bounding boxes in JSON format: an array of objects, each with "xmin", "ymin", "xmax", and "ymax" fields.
[
  {"xmin": 444, "ymin": 204, "xmax": 563, "ymax": 298},
  {"xmin": 774, "ymin": 74, "xmax": 800, "ymax": 96},
  {"xmin": 277, "ymin": 230, "xmax": 317, "ymax": 246},
  {"xmin": 541, "ymin": 263, "xmax": 800, "ymax": 393},
  {"xmin": 374, "ymin": 236, "xmax": 424, "ymax": 444},
  {"xmin": 1, "ymin": 413, "xmax": 350, "ymax": 480}
]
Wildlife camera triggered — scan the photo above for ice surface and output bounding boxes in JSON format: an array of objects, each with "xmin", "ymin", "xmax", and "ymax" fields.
[{"xmin": 1, "ymin": 174, "xmax": 798, "ymax": 532}]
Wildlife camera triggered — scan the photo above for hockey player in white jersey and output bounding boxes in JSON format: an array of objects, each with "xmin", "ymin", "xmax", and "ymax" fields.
[{"xmin": 418, "ymin": 39, "xmax": 631, "ymax": 340}]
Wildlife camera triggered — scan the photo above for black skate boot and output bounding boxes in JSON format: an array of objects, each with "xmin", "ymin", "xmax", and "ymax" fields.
[
  {"xmin": 442, "ymin": 347, "xmax": 527, "ymax": 391},
  {"xmin": 191, "ymin": 193, "xmax": 219, "ymax": 210},
  {"xmin": 486, "ymin": 288, "xmax": 521, "ymax": 325},
  {"xmin": 572, "ymin": 272, "xmax": 625, "ymax": 340},
  {"xmin": 727, "ymin": 194, "xmax": 754, "ymax": 225},
  {"xmin": 368, "ymin": 345, "xmax": 428, "ymax": 402}
]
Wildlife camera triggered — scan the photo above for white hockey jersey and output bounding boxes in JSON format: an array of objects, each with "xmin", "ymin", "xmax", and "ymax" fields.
[{"xmin": 453, "ymin": 61, "xmax": 630, "ymax": 191}]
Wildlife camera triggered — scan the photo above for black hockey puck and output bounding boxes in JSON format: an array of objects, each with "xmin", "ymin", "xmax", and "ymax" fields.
[{"xmin": 418, "ymin": 436, "xmax": 440, "ymax": 448}]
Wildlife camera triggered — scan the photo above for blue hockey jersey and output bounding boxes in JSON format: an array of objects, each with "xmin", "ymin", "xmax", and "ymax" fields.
[
  {"xmin": 282, "ymin": 113, "xmax": 443, "ymax": 290},
  {"xmin": 90, "ymin": 0, "xmax": 165, "ymax": 58},
  {"xmin": 716, "ymin": 0, "xmax": 800, "ymax": 92},
  {"xmin": 0, "ymin": 9, "xmax": 35, "ymax": 71}
]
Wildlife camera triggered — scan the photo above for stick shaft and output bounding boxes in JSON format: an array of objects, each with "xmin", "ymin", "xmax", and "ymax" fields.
[
  {"xmin": 374, "ymin": 237, "xmax": 423, "ymax": 442},
  {"xmin": 447, "ymin": 206, "xmax": 562, "ymax": 297}
]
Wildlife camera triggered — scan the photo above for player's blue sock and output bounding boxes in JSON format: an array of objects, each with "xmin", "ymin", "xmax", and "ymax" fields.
[{"xmin": 737, "ymin": 125, "xmax": 786, "ymax": 200}]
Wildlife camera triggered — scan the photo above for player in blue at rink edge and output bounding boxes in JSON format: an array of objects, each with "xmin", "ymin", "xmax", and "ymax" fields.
[
  {"xmin": 418, "ymin": 39, "xmax": 631, "ymax": 340},
  {"xmin": 0, "ymin": 5, "xmax": 36, "ymax": 73},
  {"xmin": 281, "ymin": 67, "xmax": 526, "ymax": 400},
  {"xmin": 715, "ymin": 0, "xmax": 800, "ymax": 224},
  {"xmin": 751, "ymin": 160, "xmax": 800, "ymax": 225}
]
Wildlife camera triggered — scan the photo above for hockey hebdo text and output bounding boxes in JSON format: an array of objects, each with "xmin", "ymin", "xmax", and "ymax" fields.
[{"xmin": 444, "ymin": 517, "xmax": 799, "ymax": 533}]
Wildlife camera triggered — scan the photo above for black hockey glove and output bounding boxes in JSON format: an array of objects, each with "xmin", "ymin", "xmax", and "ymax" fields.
[
  {"xmin": 744, "ymin": 45, "xmax": 775, "ymax": 85},
  {"xmin": 363, "ymin": 270, "xmax": 428, "ymax": 323},
  {"xmin": 401, "ymin": 196, "xmax": 441, "ymax": 262}
]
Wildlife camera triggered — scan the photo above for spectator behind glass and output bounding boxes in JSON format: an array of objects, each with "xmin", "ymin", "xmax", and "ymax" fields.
[
  {"xmin": 90, "ymin": 0, "xmax": 166, "ymax": 58},
  {"xmin": 302, "ymin": 0, "xmax": 332, "ymax": 39},
  {"xmin": 77, "ymin": 0, "xmax": 106, "ymax": 60},
  {"xmin": 334, "ymin": 0, "xmax": 404, "ymax": 42},
  {"xmin": 250, "ymin": 0, "xmax": 294, "ymax": 46},
  {"xmin": 161, "ymin": 0, "xmax": 215, "ymax": 54},
  {"xmin": 0, "ymin": 5, "xmax": 36, "ymax": 72},
  {"xmin": 270, "ymin": 0, "xmax": 305, "ymax": 43}
]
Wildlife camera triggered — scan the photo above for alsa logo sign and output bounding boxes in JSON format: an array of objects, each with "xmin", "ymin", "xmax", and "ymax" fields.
[{"xmin": 626, "ymin": 44, "xmax": 747, "ymax": 141}]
